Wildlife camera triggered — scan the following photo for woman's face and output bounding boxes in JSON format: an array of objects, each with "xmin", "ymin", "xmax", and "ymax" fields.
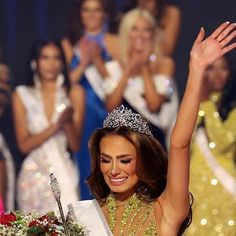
[
  {"xmin": 205, "ymin": 57, "xmax": 230, "ymax": 92},
  {"xmin": 129, "ymin": 17, "xmax": 154, "ymax": 52},
  {"xmin": 81, "ymin": 0, "xmax": 105, "ymax": 33},
  {"xmin": 36, "ymin": 44, "xmax": 62, "ymax": 81},
  {"xmin": 100, "ymin": 135, "xmax": 139, "ymax": 197},
  {"xmin": 138, "ymin": 0, "xmax": 156, "ymax": 16}
]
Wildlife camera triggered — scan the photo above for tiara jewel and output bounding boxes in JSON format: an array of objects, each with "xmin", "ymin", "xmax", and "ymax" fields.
[{"xmin": 103, "ymin": 105, "xmax": 153, "ymax": 136}]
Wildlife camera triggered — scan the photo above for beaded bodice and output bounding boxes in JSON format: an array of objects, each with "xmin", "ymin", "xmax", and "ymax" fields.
[{"xmin": 104, "ymin": 193, "xmax": 158, "ymax": 236}]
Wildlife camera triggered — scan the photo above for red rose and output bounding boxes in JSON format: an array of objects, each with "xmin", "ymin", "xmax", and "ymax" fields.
[
  {"xmin": 28, "ymin": 220, "xmax": 39, "ymax": 227},
  {"xmin": 0, "ymin": 212, "xmax": 17, "ymax": 226},
  {"xmin": 51, "ymin": 232, "xmax": 58, "ymax": 236}
]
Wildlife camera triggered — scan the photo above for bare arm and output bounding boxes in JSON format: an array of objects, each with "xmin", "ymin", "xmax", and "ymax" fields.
[
  {"xmin": 61, "ymin": 38, "xmax": 74, "ymax": 65},
  {"xmin": 69, "ymin": 85, "xmax": 85, "ymax": 149},
  {"xmin": 88, "ymin": 34, "xmax": 119, "ymax": 79},
  {"xmin": 62, "ymin": 37, "xmax": 94, "ymax": 85},
  {"xmin": 12, "ymin": 91, "xmax": 60, "ymax": 155},
  {"xmin": 161, "ymin": 5, "xmax": 181, "ymax": 56},
  {"xmin": 105, "ymin": 68, "xmax": 130, "ymax": 112},
  {"xmin": 93, "ymin": 55, "xmax": 109, "ymax": 78},
  {"xmin": 160, "ymin": 22, "xmax": 236, "ymax": 229},
  {"xmin": 59, "ymin": 107, "xmax": 80, "ymax": 153},
  {"xmin": 62, "ymin": 38, "xmax": 86, "ymax": 84},
  {"xmin": 143, "ymin": 57, "xmax": 175, "ymax": 112}
]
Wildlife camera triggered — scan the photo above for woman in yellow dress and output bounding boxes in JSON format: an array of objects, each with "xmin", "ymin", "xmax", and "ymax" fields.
[{"xmin": 186, "ymin": 56, "xmax": 236, "ymax": 235}]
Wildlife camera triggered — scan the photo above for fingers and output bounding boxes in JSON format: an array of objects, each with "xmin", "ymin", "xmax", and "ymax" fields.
[
  {"xmin": 223, "ymin": 42, "xmax": 236, "ymax": 54},
  {"xmin": 210, "ymin": 21, "xmax": 230, "ymax": 39},
  {"xmin": 217, "ymin": 23, "xmax": 236, "ymax": 42},
  {"xmin": 195, "ymin": 27, "xmax": 205, "ymax": 42},
  {"xmin": 220, "ymin": 30, "xmax": 236, "ymax": 48}
]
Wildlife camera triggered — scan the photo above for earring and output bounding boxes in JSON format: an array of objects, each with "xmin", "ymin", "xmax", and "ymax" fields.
[{"xmin": 30, "ymin": 60, "xmax": 37, "ymax": 71}]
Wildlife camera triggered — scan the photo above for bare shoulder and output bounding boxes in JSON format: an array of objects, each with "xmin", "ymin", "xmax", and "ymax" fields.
[
  {"xmin": 161, "ymin": 5, "xmax": 181, "ymax": 27},
  {"xmin": 61, "ymin": 38, "xmax": 74, "ymax": 64},
  {"xmin": 152, "ymin": 55, "xmax": 175, "ymax": 76},
  {"xmin": 61, "ymin": 37, "xmax": 72, "ymax": 48},
  {"xmin": 12, "ymin": 88, "xmax": 27, "ymax": 113},
  {"xmin": 12, "ymin": 89, "xmax": 20, "ymax": 103},
  {"xmin": 12, "ymin": 87, "xmax": 24, "ymax": 102},
  {"xmin": 104, "ymin": 33, "xmax": 119, "ymax": 60},
  {"xmin": 164, "ymin": 5, "xmax": 181, "ymax": 20},
  {"xmin": 105, "ymin": 33, "xmax": 118, "ymax": 43}
]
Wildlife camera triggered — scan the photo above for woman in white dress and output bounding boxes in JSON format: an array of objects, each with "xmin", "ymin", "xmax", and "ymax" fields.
[
  {"xmin": 103, "ymin": 9, "xmax": 178, "ymax": 148},
  {"xmin": 13, "ymin": 40, "xmax": 84, "ymax": 212}
]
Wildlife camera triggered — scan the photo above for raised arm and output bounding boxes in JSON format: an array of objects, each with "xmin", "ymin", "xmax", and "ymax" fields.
[
  {"xmin": 68, "ymin": 84, "xmax": 85, "ymax": 150},
  {"xmin": 161, "ymin": 22, "xmax": 236, "ymax": 229}
]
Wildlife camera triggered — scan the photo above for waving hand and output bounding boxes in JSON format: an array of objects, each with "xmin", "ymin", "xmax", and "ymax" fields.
[{"xmin": 190, "ymin": 22, "xmax": 236, "ymax": 69}]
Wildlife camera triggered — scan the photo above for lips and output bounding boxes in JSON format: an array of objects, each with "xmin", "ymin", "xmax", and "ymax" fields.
[{"xmin": 109, "ymin": 177, "xmax": 127, "ymax": 185}]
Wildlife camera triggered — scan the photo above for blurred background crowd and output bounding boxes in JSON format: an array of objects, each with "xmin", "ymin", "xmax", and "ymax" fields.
[{"xmin": 0, "ymin": 0, "xmax": 236, "ymax": 235}]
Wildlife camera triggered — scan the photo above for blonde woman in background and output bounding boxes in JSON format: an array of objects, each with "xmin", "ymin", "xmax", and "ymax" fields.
[
  {"xmin": 122, "ymin": 0, "xmax": 181, "ymax": 56},
  {"xmin": 103, "ymin": 9, "xmax": 178, "ymax": 148}
]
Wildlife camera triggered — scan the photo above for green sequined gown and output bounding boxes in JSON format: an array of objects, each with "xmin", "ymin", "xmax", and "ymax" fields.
[{"xmin": 185, "ymin": 94, "xmax": 236, "ymax": 235}]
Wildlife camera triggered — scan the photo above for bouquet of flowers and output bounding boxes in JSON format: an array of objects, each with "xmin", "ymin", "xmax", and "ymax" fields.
[{"xmin": 0, "ymin": 210, "xmax": 85, "ymax": 236}]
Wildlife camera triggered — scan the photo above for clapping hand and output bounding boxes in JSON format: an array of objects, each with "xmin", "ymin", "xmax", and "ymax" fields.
[
  {"xmin": 190, "ymin": 22, "xmax": 236, "ymax": 69},
  {"xmin": 127, "ymin": 40, "xmax": 152, "ymax": 75},
  {"xmin": 77, "ymin": 37, "xmax": 94, "ymax": 67},
  {"xmin": 57, "ymin": 106, "xmax": 73, "ymax": 128}
]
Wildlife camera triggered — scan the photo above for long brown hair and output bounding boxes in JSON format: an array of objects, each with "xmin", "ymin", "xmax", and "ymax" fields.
[
  {"xmin": 65, "ymin": 0, "xmax": 118, "ymax": 45},
  {"xmin": 121, "ymin": 0, "xmax": 168, "ymax": 28},
  {"xmin": 87, "ymin": 126, "xmax": 192, "ymax": 235},
  {"xmin": 87, "ymin": 126, "xmax": 168, "ymax": 199}
]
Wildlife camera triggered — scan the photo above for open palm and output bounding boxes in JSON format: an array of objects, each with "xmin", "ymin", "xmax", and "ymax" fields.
[{"xmin": 190, "ymin": 22, "xmax": 236, "ymax": 68}]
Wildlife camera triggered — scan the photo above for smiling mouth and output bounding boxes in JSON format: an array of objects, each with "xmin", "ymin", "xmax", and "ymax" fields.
[{"xmin": 109, "ymin": 177, "xmax": 127, "ymax": 185}]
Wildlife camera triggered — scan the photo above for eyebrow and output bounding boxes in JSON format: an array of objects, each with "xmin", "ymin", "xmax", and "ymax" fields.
[{"xmin": 100, "ymin": 153, "xmax": 134, "ymax": 159}]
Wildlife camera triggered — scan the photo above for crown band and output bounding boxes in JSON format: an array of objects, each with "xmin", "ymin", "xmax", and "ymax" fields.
[{"xmin": 103, "ymin": 105, "xmax": 153, "ymax": 136}]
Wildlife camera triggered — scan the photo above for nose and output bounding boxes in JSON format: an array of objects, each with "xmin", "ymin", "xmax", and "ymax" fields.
[{"xmin": 111, "ymin": 161, "xmax": 120, "ymax": 176}]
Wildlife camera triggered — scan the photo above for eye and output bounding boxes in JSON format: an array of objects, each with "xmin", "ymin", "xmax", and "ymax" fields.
[
  {"xmin": 120, "ymin": 159, "xmax": 132, "ymax": 164},
  {"xmin": 100, "ymin": 157, "xmax": 110, "ymax": 163},
  {"xmin": 39, "ymin": 55, "xmax": 49, "ymax": 60}
]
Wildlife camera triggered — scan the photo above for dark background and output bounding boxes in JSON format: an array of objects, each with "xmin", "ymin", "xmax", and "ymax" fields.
[
  {"xmin": 0, "ymin": 0, "xmax": 236, "ymax": 171},
  {"xmin": 1, "ymin": 0, "xmax": 236, "ymax": 93}
]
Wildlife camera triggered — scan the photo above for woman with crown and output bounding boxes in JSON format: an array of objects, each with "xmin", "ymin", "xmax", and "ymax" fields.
[{"xmin": 85, "ymin": 22, "xmax": 236, "ymax": 235}]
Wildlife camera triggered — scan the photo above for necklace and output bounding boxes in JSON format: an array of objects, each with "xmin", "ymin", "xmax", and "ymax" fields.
[{"xmin": 105, "ymin": 191, "xmax": 158, "ymax": 236}]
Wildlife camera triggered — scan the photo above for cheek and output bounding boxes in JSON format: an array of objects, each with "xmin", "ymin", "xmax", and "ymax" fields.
[
  {"xmin": 100, "ymin": 163, "xmax": 109, "ymax": 175},
  {"xmin": 124, "ymin": 162, "xmax": 137, "ymax": 176},
  {"xmin": 81, "ymin": 12, "xmax": 90, "ymax": 24},
  {"xmin": 54, "ymin": 60, "xmax": 63, "ymax": 70},
  {"xmin": 143, "ymin": 31, "xmax": 152, "ymax": 40},
  {"xmin": 94, "ymin": 12, "xmax": 104, "ymax": 21},
  {"xmin": 37, "ymin": 61, "xmax": 46, "ymax": 72},
  {"xmin": 129, "ymin": 30, "xmax": 138, "ymax": 40}
]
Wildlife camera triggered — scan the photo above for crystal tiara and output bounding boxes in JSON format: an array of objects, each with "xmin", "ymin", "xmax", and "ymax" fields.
[{"xmin": 103, "ymin": 105, "xmax": 153, "ymax": 136}]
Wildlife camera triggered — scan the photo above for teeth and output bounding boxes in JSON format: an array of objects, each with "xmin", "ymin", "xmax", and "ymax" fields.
[{"xmin": 110, "ymin": 178, "xmax": 126, "ymax": 182}]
